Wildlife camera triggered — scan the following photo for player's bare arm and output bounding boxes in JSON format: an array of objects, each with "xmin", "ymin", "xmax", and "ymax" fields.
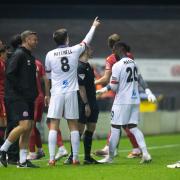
[
  {"xmin": 95, "ymin": 69, "xmax": 111, "ymax": 85},
  {"xmin": 44, "ymin": 77, "xmax": 50, "ymax": 107},
  {"xmin": 79, "ymin": 85, "xmax": 91, "ymax": 117},
  {"xmin": 82, "ymin": 17, "xmax": 100, "ymax": 46}
]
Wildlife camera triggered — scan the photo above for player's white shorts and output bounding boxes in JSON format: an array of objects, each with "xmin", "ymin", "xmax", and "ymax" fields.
[
  {"xmin": 47, "ymin": 91, "xmax": 79, "ymax": 120},
  {"xmin": 111, "ymin": 104, "xmax": 140, "ymax": 125}
]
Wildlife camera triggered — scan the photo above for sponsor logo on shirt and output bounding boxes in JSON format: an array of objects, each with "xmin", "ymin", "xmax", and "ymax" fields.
[
  {"xmin": 131, "ymin": 89, "xmax": 137, "ymax": 99},
  {"xmin": 62, "ymin": 80, "xmax": 68, "ymax": 88}
]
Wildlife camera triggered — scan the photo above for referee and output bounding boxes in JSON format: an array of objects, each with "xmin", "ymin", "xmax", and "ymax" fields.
[{"xmin": 64, "ymin": 46, "xmax": 100, "ymax": 164}]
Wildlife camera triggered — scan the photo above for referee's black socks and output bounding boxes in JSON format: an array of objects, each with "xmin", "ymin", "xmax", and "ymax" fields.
[{"xmin": 83, "ymin": 130, "xmax": 93, "ymax": 159}]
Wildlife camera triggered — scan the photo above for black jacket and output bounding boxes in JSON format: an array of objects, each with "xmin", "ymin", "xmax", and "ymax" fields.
[
  {"xmin": 78, "ymin": 61, "xmax": 96, "ymax": 103},
  {"xmin": 5, "ymin": 47, "xmax": 38, "ymax": 101}
]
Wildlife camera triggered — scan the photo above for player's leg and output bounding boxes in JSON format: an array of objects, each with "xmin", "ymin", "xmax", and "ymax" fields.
[
  {"xmin": 128, "ymin": 104, "xmax": 151, "ymax": 163},
  {"xmin": 28, "ymin": 121, "xmax": 37, "ymax": 160},
  {"xmin": 17, "ymin": 120, "xmax": 38, "ymax": 167},
  {"xmin": 46, "ymin": 119, "xmax": 68, "ymax": 161},
  {"xmin": 17, "ymin": 101, "xmax": 39, "ymax": 168},
  {"xmin": 122, "ymin": 125, "xmax": 142, "ymax": 158},
  {"xmin": 47, "ymin": 94, "xmax": 63, "ymax": 166},
  {"xmin": 6, "ymin": 122, "xmax": 19, "ymax": 165},
  {"xmin": 48, "ymin": 118, "xmax": 59, "ymax": 165},
  {"xmin": 98, "ymin": 105, "xmax": 123, "ymax": 163},
  {"xmin": 65, "ymin": 91, "xmax": 80, "ymax": 164},
  {"xmin": 34, "ymin": 97, "xmax": 44, "ymax": 157},
  {"xmin": 55, "ymin": 128, "xmax": 68, "ymax": 160},
  {"xmin": 0, "ymin": 122, "xmax": 6, "ymax": 146},
  {"xmin": 0, "ymin": 99, "xmax": 6, "ymax": 146},
  {"xmin": 83, "ymin": 103, "xmax": 100, "ymax": 164},
  {"xmin": 0, "ymin": 100, "xmax": 33, "ymax": 167}
]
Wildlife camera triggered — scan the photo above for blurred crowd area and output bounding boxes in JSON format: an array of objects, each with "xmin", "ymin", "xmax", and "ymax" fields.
[{"xmin": 1, "ymin": 5, "xmax": 180, "ymax": 112}]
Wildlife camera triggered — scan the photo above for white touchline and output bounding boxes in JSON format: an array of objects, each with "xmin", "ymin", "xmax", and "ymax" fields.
[{"xmin": 33, "ymin": 144, "xmax": 180, "ymax": 162}]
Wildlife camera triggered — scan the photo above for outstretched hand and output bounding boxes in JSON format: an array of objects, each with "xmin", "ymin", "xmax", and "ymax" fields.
[{"xmin": 92, "ymin": 16, "xmax": 100, "ymax": 27}]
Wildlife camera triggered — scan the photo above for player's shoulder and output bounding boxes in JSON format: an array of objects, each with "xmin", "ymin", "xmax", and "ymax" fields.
[
  {"xmin": 71, "ymin": 43, "xmax": 84, "ymax": 51},
  {"xmin": 106, "ymin": 54, "xmax": 117, "ymax": 63},
  {"xmin": 78, "ymin": 61, "xmax": 87, "ymax": 71},
  {"xmin": 46, "ymin": 48, "xmax": 55, "ymax": 57}
]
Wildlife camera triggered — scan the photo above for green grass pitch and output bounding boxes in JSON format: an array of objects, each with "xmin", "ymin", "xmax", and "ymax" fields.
[{"xmin": 1, "ymin": 134, "xmax": 180, "ymax": 180}]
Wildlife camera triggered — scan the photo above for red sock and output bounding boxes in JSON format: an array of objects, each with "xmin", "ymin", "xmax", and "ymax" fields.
[
  {"xmin": 57, "ymin": 129, "xmax": 63, "ymax": 147},
  {"xmin": 106, "ymin": 131, "xmax": 111, "ymax": 145},
  {"xmin": 34, "ymin": 126, "xmax": 42, "ymax": 148},
  {"xmin": 29, "ymin": 128, "xmax": 36, "ymax": 152},
  {"xmin": 124, "ymin": 128, "xmax": 139, "ymax": 148}
]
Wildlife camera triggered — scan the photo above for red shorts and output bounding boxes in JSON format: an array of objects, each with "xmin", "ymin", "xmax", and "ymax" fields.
[
  {"xmin": 0, "ymin": 98, "xmax": 6, "ymax": 118},
  {"xmin": 34, "ymin": 95, "xmax": 44, "ymax": 122}
]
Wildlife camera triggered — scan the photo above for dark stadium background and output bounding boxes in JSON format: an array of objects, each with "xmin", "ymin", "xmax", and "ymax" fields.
[{"xmin": 0, "ymin": 0, "xmax": 180, "ymax": 110}]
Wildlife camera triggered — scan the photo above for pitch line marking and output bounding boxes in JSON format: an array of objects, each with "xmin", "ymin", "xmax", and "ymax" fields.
[{"xmin": 34, "ymin": 143, "xmax": 180, "ymax": 162}]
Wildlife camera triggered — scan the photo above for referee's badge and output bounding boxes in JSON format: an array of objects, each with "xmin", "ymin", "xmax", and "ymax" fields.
[{"xmin": 78, "ymin": 74, "xmax": 85, "ymax": 80}]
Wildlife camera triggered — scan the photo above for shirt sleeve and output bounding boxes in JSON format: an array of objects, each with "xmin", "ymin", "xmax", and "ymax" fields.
[
  {"xmin": 111, "ymin": 62, "xmax": 121, "ymax": 84},
  {"xmin": 78, "ymin": 64, "xmax": 86, "ymax": 86},
  {"xmin": 81, "ymin": 26, "xmax": 96, "ymax": 46},
  {"xmin": 45, "ymin": 53, "xmax": 51, "ymax": 79}
]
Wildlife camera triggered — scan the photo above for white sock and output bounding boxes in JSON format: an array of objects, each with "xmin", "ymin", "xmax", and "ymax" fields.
[
  {"xmin": 59, "ymin": 145, "xmax": 65, "ymax": 152},
  {"xmin": 109, "ymin": 127, "xmax": 121, "ymax": 159},
  {"xmin": 129, "ymin": 127, "xmax": 148, "ymax": 156},
  {"xmin": 48, "ymin": 130, "xmax": 57, "ymax": 161},
  {"xmin": 132, "ymin": 148, "xmax": 141, "ymax": 154},
  {"xmin": 70, "ymin": 131, "xmax": 80, "ymax": 161},
  {"xmin": 0, "ymin": 139, "xmax": 13, "ymax": 152},
  {"xmin": 20, "ymin": 149, "xmax": 28, "ymax": 164}
]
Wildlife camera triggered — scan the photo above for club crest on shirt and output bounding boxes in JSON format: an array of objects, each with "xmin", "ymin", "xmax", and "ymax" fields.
[
  {"xmin": 78, "ymin": 74, "xmax": 85, "ymax": 80},
  {"xmin": 27, "ymin": 60, "xmax": 31, "ymax": 66},
  {"xmin": 23, "ymin": 111, "xmax": 29, "ymax": 117}
]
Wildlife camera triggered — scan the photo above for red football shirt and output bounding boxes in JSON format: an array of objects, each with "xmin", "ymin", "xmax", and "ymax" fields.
[
  {"xmin": 0, "ymin": 59, "xmax": 5, "ymax": 98},
  {"xmin": 35, "ymin": 60, "xmax": 45, "ymax": 95},
  {"xmin": 105, "ymin": 52, "xmax": 134, "ymax": 71}
]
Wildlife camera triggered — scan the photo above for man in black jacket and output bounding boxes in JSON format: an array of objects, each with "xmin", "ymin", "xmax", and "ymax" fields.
[
  {"xmin": 6, "ymin": 34, "xmax": 21, "ymax": 165},
  {"xmin": 0, "ymin": 30, "xmax": 39, "ymax": 168}
]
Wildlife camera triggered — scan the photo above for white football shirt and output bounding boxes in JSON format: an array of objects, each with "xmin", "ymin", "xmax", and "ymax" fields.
[
  {"xmin": 45, "ymin": 44, "xmax": 85, "ymax": 95},
  {"xmin": 111, "ymin": 57, "xmax": 140, "ymax": 105}
]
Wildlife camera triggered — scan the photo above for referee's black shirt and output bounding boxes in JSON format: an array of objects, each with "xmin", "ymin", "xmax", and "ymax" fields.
[
  {"xmin": 78, "ymin": 61, "xmax": 96, "ymax": 103},
  {"xmin": 5, "ymin": 47, "xmax": 38, "ymax": 101}
]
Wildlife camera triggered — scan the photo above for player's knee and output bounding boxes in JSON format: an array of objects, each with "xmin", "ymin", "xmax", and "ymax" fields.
[
  {"xmin": 127, "ymin": 124, "xmax": 137, "ymax": 129},
  {"xmin": 86, "ymin": 123, "xmax": 96, "ymax": 132}
]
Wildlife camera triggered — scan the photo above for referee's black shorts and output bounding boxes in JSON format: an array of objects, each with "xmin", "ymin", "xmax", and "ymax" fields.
[
  {"xmin": 5, "ymin": 98, "xmax": 35, "ymax": 125},
  {"xmin": 79, "ymin": 101, "xmax": 99, "ymax": 124}
]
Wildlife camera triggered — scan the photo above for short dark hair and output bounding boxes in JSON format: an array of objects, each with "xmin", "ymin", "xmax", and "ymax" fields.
[
  {"xmin": 108, "ymin": 34, "xmax": 121, "ymax": 49},
  {"xmin": 53, "ymin": 28, "xmax": 68, "ymax": 46},
  {"xmin": 10, "ymin": 34, "xmax": 22, "ymax": 49},
  {"xmin": 113, "ymin": 42, "xmax": 129, "ymax": 53},
  {"xmin": 0, "ymin": 45, "xmax": 6, "ymax": 54},
  {"xmin": 21, "ymin": 30, "xmax": 37, "ymax": 42}
]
